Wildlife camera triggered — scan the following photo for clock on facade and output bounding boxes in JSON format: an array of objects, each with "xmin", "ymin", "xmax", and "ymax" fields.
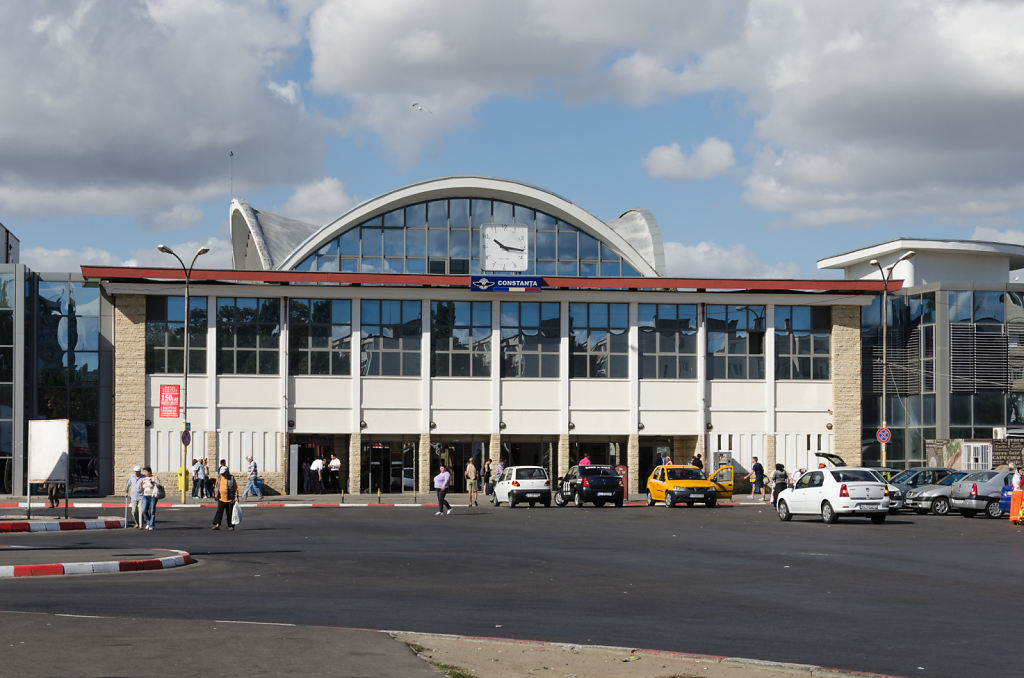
[{"xmin": 481, "ymin": 223, "xmax": 529, "ymax": 272}]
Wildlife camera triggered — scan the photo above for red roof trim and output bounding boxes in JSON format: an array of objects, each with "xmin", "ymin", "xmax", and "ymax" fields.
[{"xmin": 79, "ymin": 266, "xmax": 900, "ymax": 292}]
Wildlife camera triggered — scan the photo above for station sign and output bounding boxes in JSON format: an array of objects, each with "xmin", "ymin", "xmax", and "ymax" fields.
[{"xmin": 470, "ymin": 276, "xmax": 544, "ymax": 292}]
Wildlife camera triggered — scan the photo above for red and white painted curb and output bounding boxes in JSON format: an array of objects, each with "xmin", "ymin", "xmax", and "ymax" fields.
[
  {"xmin": 0, "ymin": 519, "xmax": 125, "ymax": 533},
  {"xmin": 0, "ymin": 548, "xmax": 193, "ymax": 578},
  {"xmin": 0, "ymin": 500, "xmax": 751, "ymax": 509}
]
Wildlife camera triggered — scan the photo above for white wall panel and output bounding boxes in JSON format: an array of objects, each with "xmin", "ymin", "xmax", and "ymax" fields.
[
  {"xmin": 147, "ymin": 428, "xmax": 209, "ymax": 474},
  {"xmin": 638, "ymin": 380, "xmax": 701, "ymax": 408},
  {"xmin": 432, "ymin": 379, "xmax": 491, "ymax": 408},
  {"xmin": 218, "ymin": 376, "xmax": 279, "ymax": 407},
  {"xmin": 292, "ymin": 409, "xmax": 352, "ymax": 433},
  {"xmin": 361, "ymin": 409, "xmax": 420, "ymax": 433},
  {"xmin": 431, "ymin": 410, "xmax": 490, "ymax": 433},
  {"xmin": 500, "ymin": 410, "xmax": 560, "ymax": 433},
  {"xmin": 291, "ymin": 377, "xmax": 352, "ymax": 408},
  {"xmin": 218, "ymin": 409, "xmax": 282, "ymax": 430},
  {"xmin": 569, "ymin": 410, "xmax": 629, "ymax": 434},
  {"xmin": 500, "ymin": 380, "xmax": 560, "ymax": 410},
  {"xmin": 709, "ymin": 381, "xmax": 765, "ymax": 410},
  {"xmin": 216, "ymin": 430, "xmax": 279, "ymax": 474},
  {"xmin": 362, "ymin": 378, "xmax": 421, "ymax": 409},
  {"xmin": 569, "ymin": 380, "xmax": 629, "ymax": 410},
  {"xmin": 146, "ymin": 376, "xmax": 210, "ymax": 408},
  {"xmin": 775, "ymin": 382, "xmax": 832, "ymax": 413},
  {"xmin": 636, "ymin": 411, "xmax": 700, "ymax": 435}
]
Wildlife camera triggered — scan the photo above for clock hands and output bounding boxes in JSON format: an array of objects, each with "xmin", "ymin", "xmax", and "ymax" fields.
[{"xmin": 492, "ymin": 238, "xmax": 525, "ymax": 253}]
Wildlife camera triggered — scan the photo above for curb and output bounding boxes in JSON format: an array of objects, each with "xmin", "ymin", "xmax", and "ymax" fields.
[
  {"xmin": 0, "ymin": 500, "xmax": 757, "ymax": 509},
  {"xmin": 0, "ymin": 548, "xmax": 193, "ymax": 578},
  {"xmin": 0, "ymin": 519, "xmax": 126, "ymax": 533}
]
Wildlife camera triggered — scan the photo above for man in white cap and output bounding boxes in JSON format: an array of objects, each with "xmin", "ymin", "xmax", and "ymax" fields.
[
  {"xmin": 124, "ymin": 466, "xmax": 145, "ymax": 529},
  {"xmin": 242, "ymin": 455, "xmax": 262, "ymax": 501}
]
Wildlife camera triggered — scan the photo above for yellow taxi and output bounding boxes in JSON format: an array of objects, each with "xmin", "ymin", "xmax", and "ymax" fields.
[{"xmin": 645, "ymin": 464, "xmax": 734, "ymax": 507}]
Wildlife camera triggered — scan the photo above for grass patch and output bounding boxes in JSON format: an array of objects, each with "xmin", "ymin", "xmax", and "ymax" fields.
[
  {"xmin": 427, "ymin": 661, "xmax": 477, "ymax": 678},
  {"xmin": 406, "ymin": 642, "xmax": 426, "ymax": 654}
]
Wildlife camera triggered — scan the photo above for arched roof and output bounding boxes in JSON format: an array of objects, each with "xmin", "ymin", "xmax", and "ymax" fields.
[
  {"xmin": 268, "ymin": 176, "xmax": 663, "ymax": 276},
  {"xmin": 230, "ymin": 198, "xmax": 320, "ymax": 270}
]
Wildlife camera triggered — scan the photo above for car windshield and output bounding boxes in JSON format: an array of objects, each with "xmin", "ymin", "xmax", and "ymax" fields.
[
  {"xmin": 580, "ymin": 466, "xmax": 619, "ymax": 477},
  {"xmin": 515, "ymin": 468, "xmax": 547, "ymax": 480},
  {"xmin": 890, "ymin": 470, "xmax": 916, "ymax": 484},
  {"xmin": 963, "ymin": 471, "xmax": 997, "ymax": 482},
  {"xmin": 666, "ymin": 467, "xmax": 706, "ymax": 481},
  {"xmin": 938, "ymin": 472, "xmax": 967, "ymax": 486},
  {"xmin": 866, "ymin": 470, "xmax": 887, "ymax": 483},
  {"xmin": 830, "ymin": 469, "xmax": 878, "ymax": 483}
]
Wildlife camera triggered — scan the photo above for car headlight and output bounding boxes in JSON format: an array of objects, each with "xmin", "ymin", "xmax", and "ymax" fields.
[{"xmin": 906, "ymin": 491, "xmax": 918, "ymax": 499}]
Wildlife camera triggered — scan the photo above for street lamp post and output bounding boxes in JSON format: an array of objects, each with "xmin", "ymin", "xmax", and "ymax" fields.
[
  {"xmin": 870, "ymin": 251, "xmax": 916, "ymax": 467},
  {"xmin": 157, "ymin": 244, "xmax": 210, "ymax": 503}
]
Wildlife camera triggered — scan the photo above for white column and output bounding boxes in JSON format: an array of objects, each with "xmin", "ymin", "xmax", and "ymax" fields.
[
  {"xmin": 351, "ymin": 298, "xmax": 362, "ymax": 432},
  {"xmin": 628, "ymin": 302, "xmax": 639, "ymax": 432},
  {"xmin": 559, "ymin": 300, "xmax": 570, "ymax": 432},
  {"xmin": 279, "ymin": 297, "xmax": 289, "ymax": 436},
  {"xmin": 765, "ymin": 304, "xmax": 776, "ymax": 449},
  {"xmin": 697, "ymin": 303, "xmax": 708, "ymax": 455},
  {"xmin": 491, "ymin": 299, "xmax": 501, "ymax": 433},
  {"xmin": 421, "ymin": 299, "xmax": 431, "ymax": 432},
  {"xmin": 205, "ymin": 294, "xmax": 217, "ymax": 447}
]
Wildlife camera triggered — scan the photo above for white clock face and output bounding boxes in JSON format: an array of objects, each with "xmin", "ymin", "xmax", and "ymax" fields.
[{"xmin": 481, "ymin": 223, "xmax": 529, "ymax": 272}]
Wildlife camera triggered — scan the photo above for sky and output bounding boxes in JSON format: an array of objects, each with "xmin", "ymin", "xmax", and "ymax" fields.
[{"xmin": 3, "ymin": 0, "xmax": 1024, "ymax": 278}]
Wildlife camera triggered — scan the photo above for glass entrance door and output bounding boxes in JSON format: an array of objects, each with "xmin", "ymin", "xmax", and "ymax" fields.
[{"xmin": 362, "ymin": 440, "xmax": 416, "ymax": 494}]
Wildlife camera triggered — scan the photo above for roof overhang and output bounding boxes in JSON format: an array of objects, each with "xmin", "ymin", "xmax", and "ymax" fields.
[
  {"xmin": 818, "ymin": 238, "xmax": 1024, "ymax": 271},
  {"xmin": 80, "ymin": 266, "xmax": 897, "ymax": 293}
]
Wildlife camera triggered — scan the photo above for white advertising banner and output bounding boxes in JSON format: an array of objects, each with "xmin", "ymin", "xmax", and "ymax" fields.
[{"xmin": 28, "ymin": 419, "xmax": 70, "ymax": 484}]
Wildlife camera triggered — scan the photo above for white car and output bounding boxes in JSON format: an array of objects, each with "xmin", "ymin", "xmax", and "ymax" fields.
[
  {"xmin": 492, "ymin": 466, "xmax": 552, "ymax": 508},
  {"xmin": 776, "ymin": 467, "xmax": 891, "ymax": 524}
]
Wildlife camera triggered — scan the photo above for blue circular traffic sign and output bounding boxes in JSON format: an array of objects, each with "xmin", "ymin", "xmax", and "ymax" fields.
[
  {"xmin": 876, "ymin": 428, "xmax": 891, "ymax": 444},
  {"xmin": 181, "ymin": 430, "xmax": 192, "ymax": 447}
]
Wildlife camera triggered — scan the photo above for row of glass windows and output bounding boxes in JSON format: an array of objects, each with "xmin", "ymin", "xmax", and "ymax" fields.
[
  {"xmin": 294, "ymin": 198, "xmax": 641, "ymax": 277},
  {"xmin": 146, "ymin": 297, "xmax": 832, "ymax": 381}
]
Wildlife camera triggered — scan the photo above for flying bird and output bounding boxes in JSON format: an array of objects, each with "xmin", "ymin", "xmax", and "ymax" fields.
[{"xmin": 411, "ymin": 102, "xmax": 432, "ymax": 114}]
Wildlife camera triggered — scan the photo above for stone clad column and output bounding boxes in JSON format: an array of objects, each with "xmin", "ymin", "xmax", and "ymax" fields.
[
  {"xmin": 348, "ymin": 432, "xmax": 361, "ymax": 494},
  {"xmin": 831, "ymin": 306, "xmax": 862, "ymax": 466},
  {"xmin": 419, "ymin": 432, "xmax": 431, "ymax": 494},
  {"xmin": 113, "ymin": 294, "xmax": 147, "ymax": 481},
  {"xmin": 557, "ymin": 433, "xmax": 570, "ymax": 479},
  {"xmin": 627, "ymin": 434, "xmax": 640, "ymax": 497}
]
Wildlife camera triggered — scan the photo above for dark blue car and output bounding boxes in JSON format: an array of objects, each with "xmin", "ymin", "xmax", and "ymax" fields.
[{"xmin": 1000, "ymin": 485, "xmax": 1013, "ymax": 514}]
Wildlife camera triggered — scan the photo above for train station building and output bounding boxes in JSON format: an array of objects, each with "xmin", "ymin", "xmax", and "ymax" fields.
[{"xmin": 3, "ymin": 176, "xmax": 1024, "ymax": 496}]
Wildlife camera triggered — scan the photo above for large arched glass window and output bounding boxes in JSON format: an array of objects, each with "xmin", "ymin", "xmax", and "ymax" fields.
[{"xmin": 294, "ymin": 199, "xmax": 642, "ymax": 277}]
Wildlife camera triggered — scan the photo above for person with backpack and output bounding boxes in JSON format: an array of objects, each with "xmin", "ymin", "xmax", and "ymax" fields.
[
  {"xmin": 211, "ymin": 466, "xmax": 237, "ymax": 531},
  {"xmin": 770, "ymin": 463, "xmax": 789, "ymax": 506}
]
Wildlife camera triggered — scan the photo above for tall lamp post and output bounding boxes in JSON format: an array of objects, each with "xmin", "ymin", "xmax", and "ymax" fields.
[
  {"xmin": 870, "ymin": 251, "xmax": 916, "ymax": 467},
  {"xmin": 157, "ymin": 244, "xmax": 210, "ymax": 503}
]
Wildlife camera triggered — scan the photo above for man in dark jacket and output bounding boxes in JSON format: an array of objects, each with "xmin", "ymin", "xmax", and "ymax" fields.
[{"xmin": 211, "ymin": 466, "xmax": 236, "ymax": 531}]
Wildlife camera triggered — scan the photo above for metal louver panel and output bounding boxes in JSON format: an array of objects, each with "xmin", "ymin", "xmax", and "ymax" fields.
[
  {"xmin": 976, "ymin": 327, "xmax": 1008, "ymax": 391},
  {"xmin": 1008, "ymin": 322, "xmax": 1024, "ymax": 391},
  {"xmin": 949, "ymin": 324, "xmax": 975, "ymax": 393}
]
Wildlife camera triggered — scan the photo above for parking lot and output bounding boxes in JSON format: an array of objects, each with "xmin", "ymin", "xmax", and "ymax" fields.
[{"xmin": 2, "ymin": 500, "xmax": 1021, "ymax": 677}]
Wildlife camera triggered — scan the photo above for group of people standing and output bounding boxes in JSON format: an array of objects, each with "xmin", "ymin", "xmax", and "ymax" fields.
[
  {"xmin": 301, "ymin": 454, "xmax": 343, "ymax": 494},
  {"xmin": 124, "ymin": 459, "xmax": 244, "ymax": 531}
]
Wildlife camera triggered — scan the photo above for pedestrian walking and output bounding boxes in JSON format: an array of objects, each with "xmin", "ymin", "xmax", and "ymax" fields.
[
  {"xmin": 211, "ymin": 466, "xmax": 236, "ymax": 531},
  {"xmin": 45, "ymin": 480, "xmax": 62, "ymax": 508},
  {"xmin": 140, "ymin": 466, "xmax": 162, "ymax": 530},
  {"xmin": 124, "ymin": 465, "xmax": 144, "ymax": 529},
  {"xmin": 434, "ymin": 463, "xmax": 452, "ymax": 516},
  {"xmin": 770, "ymin": 463, "xmax": 788, "ymax": 506},
  {"xmin": 747, "ymin": 457, "xmax": 765, "ymax": 501},
  {"xmin": 465, "ymin": 457, "xmax": 479, "ymax": 507},
  {"xmin": 242, "ymin": 455, "xmax": 262, "ymax": 501},
  {"xmin": 483, "ymin": 459, "xmax": 494, "ymax": 496}
]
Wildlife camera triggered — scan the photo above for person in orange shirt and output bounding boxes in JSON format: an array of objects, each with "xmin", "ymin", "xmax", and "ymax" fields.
[{"xmin": 211, "ymin": 466, "xmax": 236, "ymax": 531}]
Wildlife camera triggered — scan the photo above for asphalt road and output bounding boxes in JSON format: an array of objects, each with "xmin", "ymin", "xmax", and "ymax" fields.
[{"xmin": 2, "ymin": 501, "xmax": 1021, "ymax": 678}]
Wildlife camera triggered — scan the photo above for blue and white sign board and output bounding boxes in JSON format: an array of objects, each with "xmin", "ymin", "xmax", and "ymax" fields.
[{"xmin": 470, "ymin": 276, "xmax": 544, "ymax": 292}]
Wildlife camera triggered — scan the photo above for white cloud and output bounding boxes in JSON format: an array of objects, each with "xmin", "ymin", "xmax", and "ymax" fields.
[
  {"xmin": 23, "ymin": 236, "xmax": 233, "ymax": 272},
  {"xmin": 268, "ymin": 79, "xmax": 301, "ymax": 105},
  {"xmin": 662, "ymin": 240, "xmax": 802, "ymax": 279},
  {"xmin": 146, "ymin": 204, "xmax": 204, "ymax": 232},
  {"xmin": 0, "ymin": 1, "xmax": 329, "ymax": 218},
  {"xmin": 645, "ymin": 138, "xmax": 735, "ymax": 181},
  {"xmin": 275, "ymin": 177, "xmax": 356, "ymax": 225},
  {"xmin": 970, "ymin": 227, "xmax": 1024, "ymax": 247}
]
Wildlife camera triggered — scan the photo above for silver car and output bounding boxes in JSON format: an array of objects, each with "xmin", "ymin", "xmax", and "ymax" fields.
[
  {"xmin": 904, "ymin": 471, "xmax": 968, "ymax": 515},
  {"xmin": 889, "ymin": 467, "xmax": 957, "ymax": 498},
  {"xmin": 950, "ymin": 470, "xmax": 1013, "ymax": 518}
]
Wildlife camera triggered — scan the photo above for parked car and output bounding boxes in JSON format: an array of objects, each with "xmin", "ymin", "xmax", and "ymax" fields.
[
  {"xmin": 553, "ymin": 465, "xmax": 624, "ymax": 507},
  {"xmin": 776, "ymin": 467, "xmax": 891, "ymax": 524},
  {"xmin": 999, "ymin": 484, "xmax": 1014, "ymax": 516},
  {"xmin": 492, "ymin": 465, "xmax": 551, "ymax": 508},
  {"xmin": 889, "ymin": 467, "xmax": 956, "ymax": 498},
  {"xmin": 645, "ymin": 465, "xmax": 734, "ymax": 507},
  {"xmin": 950, "ymin": 470, "xmax": 1013, "ymax": 518},
  {"xmin": 904, "ymin": 471, "xmax": 968, "ymax": 515},
  {"xmin": 866, "ymin": 469, "xmax": 904, "ymax": 512},
  {"xmin": 814, "ymin": 452, "xmax": 847, "ymax": 467}
]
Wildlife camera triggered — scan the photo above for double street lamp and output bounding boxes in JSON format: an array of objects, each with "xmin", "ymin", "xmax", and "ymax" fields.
[
  {"xmin": 870, "ymin": 251, "xmax": 916, "ymax": 467},
  {"xmin": 157, "ymin": 244, "xmax": 210, "ymax": 503}
]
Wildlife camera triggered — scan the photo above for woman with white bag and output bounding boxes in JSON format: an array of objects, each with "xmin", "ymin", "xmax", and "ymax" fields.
[{"xmin": 211, "ymin": 466, "xmax": 237, "ymax": 531}]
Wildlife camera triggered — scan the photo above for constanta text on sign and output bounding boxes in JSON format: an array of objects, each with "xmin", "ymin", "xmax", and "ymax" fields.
[{"xmin": 159, "ymin": 384, "xmax": 180, "ymax": 418}]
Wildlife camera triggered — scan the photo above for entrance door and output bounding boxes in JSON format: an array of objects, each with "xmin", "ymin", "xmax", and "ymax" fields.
[{"xmin": 363, "ymin": 441, "xmax": 416, "ymax": 494}]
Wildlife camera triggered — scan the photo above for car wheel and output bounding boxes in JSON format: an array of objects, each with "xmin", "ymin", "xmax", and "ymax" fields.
[
  {"xmin": 646, "ymin": 491, "xmax": 655, "ymax": 507},
  {"xmin": 932, "ymin": 496, "xmax": 950, "ymax": 516},
  {"xmin": 961, "ymin": 509, "xmax": 977, "ymax": 518},
  {"xmin": 778, "ymin": 500, "xmax": 792, "ymax": 521},
  {"xmin": 870, "ymin": 513, "xmax": 886, "ymax": 524},
  {"xmin": 574, "ymin": 491, "xmax": 584, "ymax": 508},
  {"xmin": 913, "ymin": 508, "xmax": 929, "ymax": 515},
  {"xmin": 493, "ymin": 495, "xmax": 500, "ymax": 507},
  {"xmin": 509, "ymin": 497, "xmax": 516, "ymax": 508},
  {"xmin": 554, "ymin": 492, "xmax": 567, "ymax": 507},
  {"xmin": 706, "ymin": 496, "xmax": 717, "ymax": 508},
  {"xmin": 664, "ymin": 493, "xmax": 673, "ymax": 508},
  {"xmin": 821, "ymin": 501, "xmax": 838, "ymax": 524},
  {"xmin": 985, "ymin": 500, "xmax": 1003, "ymax": 519}
]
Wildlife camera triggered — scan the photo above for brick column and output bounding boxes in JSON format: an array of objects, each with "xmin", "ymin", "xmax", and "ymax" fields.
[
  {"xmin": 418, "ymin": 432, "xmax": 431, "ymax": 494},
  {"xmin": 831, "ymin": 306, "xmax": 862, "ymax": 466},
  {"xmin": 557, "ymin": 433, "xmax": 570, "ymax": 479},
  {"xmin": 765, "ymin": 434, "xmax": 777, "ymax": 468},
  {"xmin": 205, "ymin": 431, "xmax": 217, "ymax": 462},
  {"xmin": 672, "ymin": 435, "xmax": 702, "ymax": 462},
  {"xmin": 488, "ymin": 433, "xmax": 501, "ymax": 466},
  {"xmin": 113, "ymin": 294, "xmax": 147, "ymax": 482},
  {"xmin": 627, "ymin": 434, "xmax": 640, "ymax": 497},
  {"xmin": 348, "ymin": 432, "xmax": 361, "ymax": 494}
]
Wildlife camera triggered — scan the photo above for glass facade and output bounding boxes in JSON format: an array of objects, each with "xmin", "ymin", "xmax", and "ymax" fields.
[
  {"xmin": 216, "ymin": 298, "xmax": 281, "ymax": 375},
  {"xmin": 775, "ymin": 306, "xmax": 831, "ymax": 380},
  {"xmin": 289, "ymin": 299, "xmax": 351, "ymax": 376},
  {"xmin": 145, "ymin": 296, "xmax": 207, "ymax": 374},
  {"xmin": 294, "ymin": 198, "xmax": 642, "ymax": 278},
  {"xmin": 638, "ymin": 303, "xmax": 697, "ymax": 379},
  {"xmin": 0, "ymin": 274, "xmax": 12, "ymax": 494},
  {"xmin": 360, "ymin": 300, "xmax": 421, "ymax": 376},
  {"xmin": 569, "ymin": 302, "xmax": 628, "ymax": 378},
  {"xmin": 431, "ymin": 301, "xmax": 491, "ymax": 377},
  {"xmin": 500, "ymin": 301, "xmax": 560, "ymax": 378},
  {"xmin": 707, "ymin": 305, "xmax": 765, "ymax": 380}
]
